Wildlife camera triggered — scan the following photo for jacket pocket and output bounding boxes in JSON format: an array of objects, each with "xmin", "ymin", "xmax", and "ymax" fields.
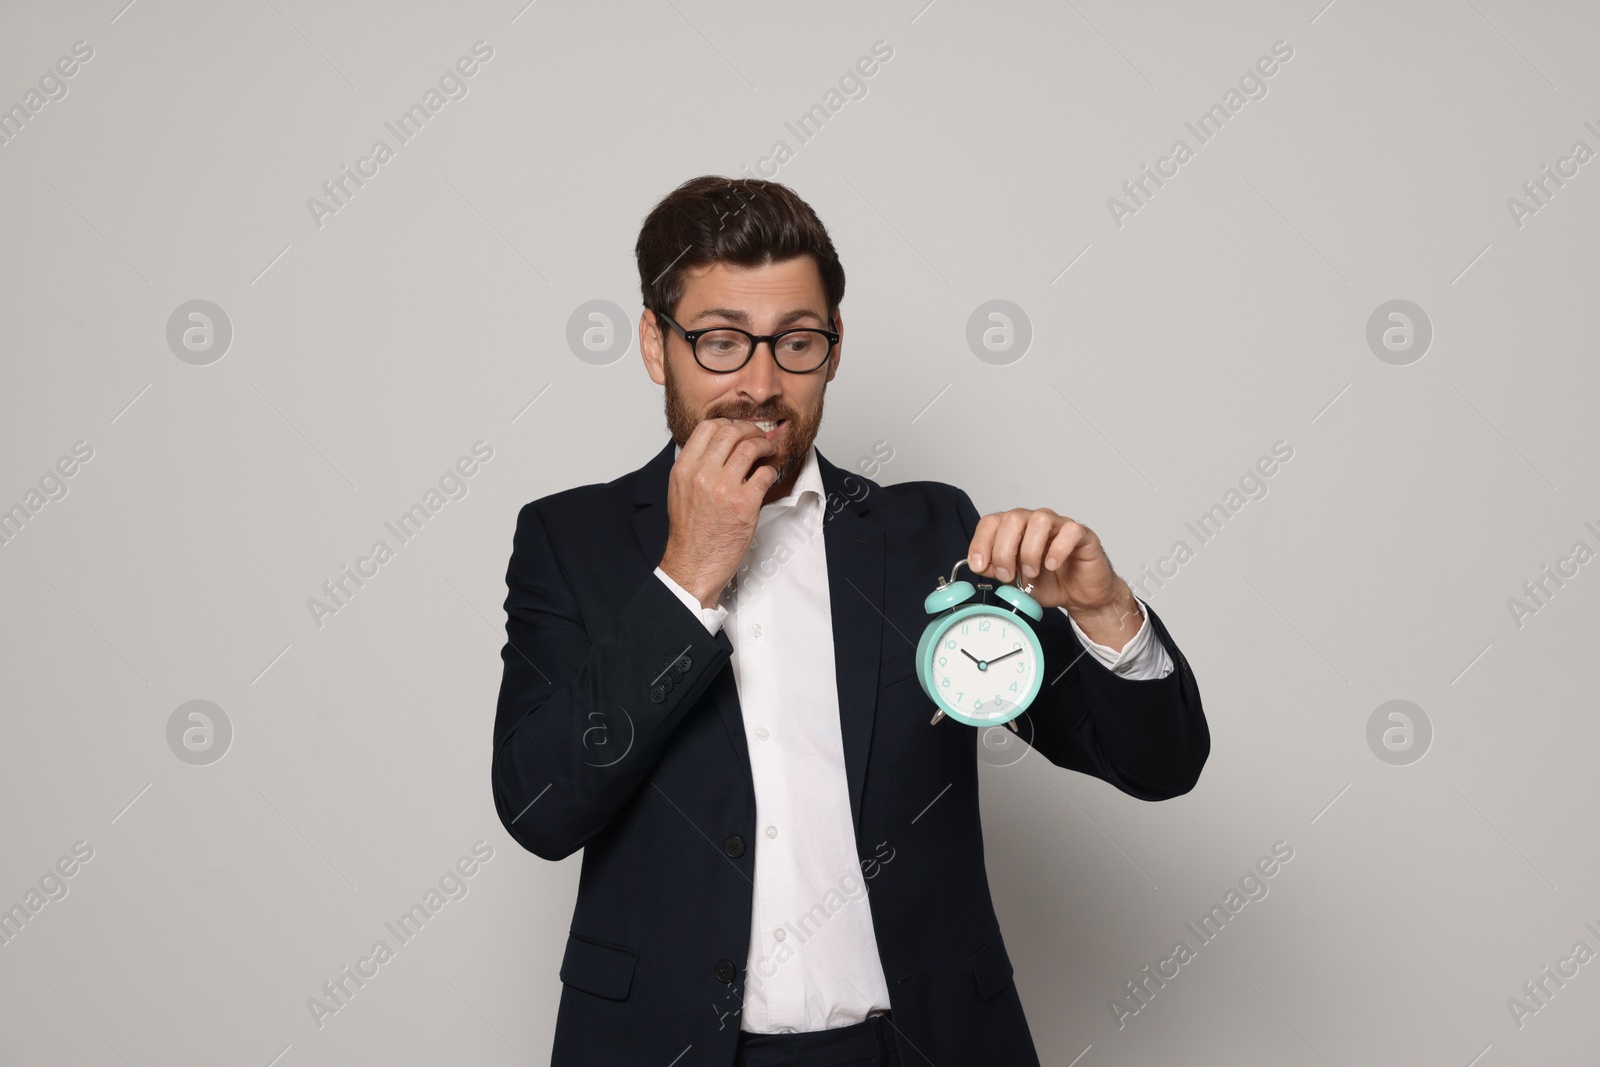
[
  {"xmin": 881, "ymin": 659, "xmax": 918, "ymax": 689},
  {"xmin": 559, "ymin": 932, "xmax": 639, "ymax": 1001},
  {"xmin": 968, "ymin": 930, "xmax": 1015, "ymax": 1001}
]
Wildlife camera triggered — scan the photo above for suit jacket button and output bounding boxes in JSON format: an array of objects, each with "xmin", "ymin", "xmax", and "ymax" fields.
[
  {"xmin": 676, "ymin": 655, "xmax": 692, "ymax": 672},
  {"xmin": 714, "ymin": 958, "xmax": 736, "ymax": 983},
  {"xmin": 722, "ymin": 835, "xmax": 745, "ymax": 858},
  {"xmin": 649, "ymin": 685, "xmax": 666, "ymax": 703}
]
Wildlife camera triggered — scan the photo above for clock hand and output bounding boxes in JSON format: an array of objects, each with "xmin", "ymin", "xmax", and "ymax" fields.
[
  {"xmin": 960, "ymin": 649, "xmax": 983, "ymax": 666},
  {"xmin": 987, "ymin": 648, "xmax": 1023, "ymax": 664}
]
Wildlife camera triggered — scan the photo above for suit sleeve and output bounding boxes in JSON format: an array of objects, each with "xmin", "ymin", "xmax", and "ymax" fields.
[
  {"xmin": 954, "ymin": 488, "xmax": 1209, "ymax": 800},
  {"xmin": 491, "ymin": 502, "xmax": 734, "ymax": 860}
]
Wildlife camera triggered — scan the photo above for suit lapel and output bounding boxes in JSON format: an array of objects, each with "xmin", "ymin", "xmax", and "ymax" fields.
[
  {"xmin": 816, "ymin": 451, "xmax": 886, "ymax": 835},
  {"xmin": 628, "ymin": 441, "xmax": 886, "ymax": 835}
]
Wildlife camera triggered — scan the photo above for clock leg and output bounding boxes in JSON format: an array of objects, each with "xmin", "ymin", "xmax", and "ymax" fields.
[{"xmin": 929, "ymin": 709, "xmax": 945, "ymax": 725}]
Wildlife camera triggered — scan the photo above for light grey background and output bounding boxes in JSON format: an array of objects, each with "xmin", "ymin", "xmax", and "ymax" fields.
[{"xmin": 2, "ymin": 0, "xmax": 1596, "ymax": 1064}]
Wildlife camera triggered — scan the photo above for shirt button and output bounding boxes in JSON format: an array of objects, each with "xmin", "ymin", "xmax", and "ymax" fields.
[
  {"xmin": 765, "ymin": 825, "xmax": 777, "ymax": 839},
  {"xmin": 750, "ymin": 622, "xmax": 762, "ymax": 637},
  {"xmin": 755, "ymin": 726, "xmax": 769, "ymax": 740},
  {"xmin": 774, "ymin": 928, "xmax": 786, "ymax": 942}
]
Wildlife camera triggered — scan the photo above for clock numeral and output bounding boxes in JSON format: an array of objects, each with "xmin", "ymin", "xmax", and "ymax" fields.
[
  {"xmin": 937, "ymin": 655, "xmax": 947, "ymax": 667},
  {"xmin": 960, "ymin": 623, "xmax": 969, "ymax": 636},
  {"xmin": 1016, "ymin": 662, "xmax": 1026, "ymax": 673},
  {"xmin": 954, "ymin": 692, "xmax": 963, "ymax": 702},
  {"xmin": 1009, "ymin": 682, "xmax": 1019, "ymax": 692},
  {"xmin": 945, "ymin": 639, "xmax": 957, "ymax": 649},
  {"xmin": 978, "ymin": 619, "xmax": 991, "ymax": 632},
  {"xmin": 941, "ymin": 677, "xmax": 950, "ymax": 688},
  {"xmin": 974, "ymin": 698, "xmax": 984, "ymax": 710}
]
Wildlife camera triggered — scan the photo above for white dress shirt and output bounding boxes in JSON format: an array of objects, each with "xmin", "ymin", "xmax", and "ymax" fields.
[{"xmin": 653, "ymin": 443, "xmax": 1172, "ymax": 1033}]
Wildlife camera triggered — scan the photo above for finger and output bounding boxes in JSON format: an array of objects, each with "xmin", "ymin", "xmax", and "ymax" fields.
[
  {"xmin": 678, "ymin": 416, "xmax": 732, "ymax": 466},
  {"xmin": 968, "ymin": 513, "xmax": 1000, "ymax": 574},
  {"xmin": 1017, "ymin": 510, "xmax": 1062, "ymax": 579},
  {"xmin": 700, "ymin": 418, "xmax": 763, "ymax": 469},
  {"xmin": 1044, "ymin": 521, "xmax": 1088, "ymax": 572},
  {"xmin": 727, "ymin": 433, "xmax": 778, "ymax": 478},
  {"xmin": 741, "ymin": 458, "xmax": 781, "ymax": 500},
  {"xmin": 987, "ymin": 510, "xmax": 1030, "ymax": 582}
]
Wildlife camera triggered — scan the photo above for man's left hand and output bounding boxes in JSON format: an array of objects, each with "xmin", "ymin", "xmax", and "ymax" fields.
[{"xmin": 967, "ymin": 508, "xmax": 1143, "ymax": 649}]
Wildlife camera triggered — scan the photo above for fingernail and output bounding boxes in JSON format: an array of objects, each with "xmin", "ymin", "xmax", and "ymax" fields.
[
  {"xmin": 1023, "ymin": 565, "xmax": 1036, "ymax": 577},
  {"xmin": 972, "ymin": 553, "xmax": 983, "ymax": 568},
  {"xmin": 1045, "ymin": 557, "xmax": 1057, "ymax": 569}
]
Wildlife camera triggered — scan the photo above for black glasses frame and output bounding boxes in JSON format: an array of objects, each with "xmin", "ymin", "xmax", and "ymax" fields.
[{"xmin": 654, "ymin": 309, "xmax": 839, "ymax": 374}]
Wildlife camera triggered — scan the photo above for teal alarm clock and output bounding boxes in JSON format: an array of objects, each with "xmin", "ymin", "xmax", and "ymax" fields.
[{"xmin": 916, "ymin": 557, "xmax": 1046, "ymax": 729}]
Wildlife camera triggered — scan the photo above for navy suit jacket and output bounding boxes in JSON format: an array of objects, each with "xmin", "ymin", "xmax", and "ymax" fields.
[{"xmin": 491, "ymin": 439, "xmax": 1209, "ymax": 1066}]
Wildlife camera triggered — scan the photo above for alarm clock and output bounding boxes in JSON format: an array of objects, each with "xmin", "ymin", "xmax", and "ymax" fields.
[{"xmin": 915, "ymin": 557, "xmax": 1045, "ymax": 729}]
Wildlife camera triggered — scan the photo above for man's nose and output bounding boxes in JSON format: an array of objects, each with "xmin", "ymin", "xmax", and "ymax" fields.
[{"xmin": 735, "ymin": 339, "xmax": 785, "ymax": 400}]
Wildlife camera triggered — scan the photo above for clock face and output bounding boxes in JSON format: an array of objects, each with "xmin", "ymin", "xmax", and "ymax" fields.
[{"xmin": 924, "ymin": 606, "xmax": 1043, "ymax": 726}]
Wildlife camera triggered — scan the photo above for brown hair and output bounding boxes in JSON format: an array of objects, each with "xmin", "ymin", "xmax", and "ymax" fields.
[{"xmin": 635, "ymin": 175, "xmax": 846, "ymax": 322}]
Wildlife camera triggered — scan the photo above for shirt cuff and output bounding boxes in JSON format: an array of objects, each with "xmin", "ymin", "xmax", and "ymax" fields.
[
  {"xmin": 655, "ymin": 566, "xmax": 728, "ymax": 636},
  {"xmin": 1060, "ymin": 595, "xmax": 1173, "ymax": 680}
]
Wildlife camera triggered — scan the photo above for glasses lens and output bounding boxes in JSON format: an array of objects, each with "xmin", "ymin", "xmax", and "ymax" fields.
[
  {"xmin": 695, "ymin": 329, "xmax": 752, "ymax": 371},
  {"xmin": 774, "ymin": 330, "xmax": 832, "ymax": 371}
]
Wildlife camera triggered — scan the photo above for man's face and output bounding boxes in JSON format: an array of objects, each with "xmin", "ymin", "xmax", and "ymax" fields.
[{"xmin": 642, "ymin": 255, "xmax": 841, "ymax": 503}]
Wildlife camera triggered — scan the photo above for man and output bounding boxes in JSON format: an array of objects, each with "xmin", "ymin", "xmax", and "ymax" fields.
[{"xmin": 492, "ymin": 176, "xmax": 1208, "ymax": 1066}]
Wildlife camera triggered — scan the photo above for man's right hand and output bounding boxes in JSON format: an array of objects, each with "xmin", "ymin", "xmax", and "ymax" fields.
[{"xmin": 658, "ymin": 418, "xmax": 780, "ymax": 608}]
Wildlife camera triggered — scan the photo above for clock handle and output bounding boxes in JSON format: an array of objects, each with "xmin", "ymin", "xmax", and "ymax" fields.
[{"xmin": 953, "ymin": 556, "xmax": 1038, "ymax": 599}]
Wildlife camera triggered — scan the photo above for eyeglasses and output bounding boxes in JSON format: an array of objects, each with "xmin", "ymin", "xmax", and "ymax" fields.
[{"xmin": 655, "ymin": 309, "xmax": 839, "ymax": 374}]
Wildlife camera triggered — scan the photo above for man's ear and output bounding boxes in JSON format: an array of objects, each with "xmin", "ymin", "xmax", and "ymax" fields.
[
  {"xmin": 824, "ymin": 309, "xmax": 843, "ymax": 384},
  {"xmin": 641, "ymin": 310, "xmax": 665, "ymax": 386}
]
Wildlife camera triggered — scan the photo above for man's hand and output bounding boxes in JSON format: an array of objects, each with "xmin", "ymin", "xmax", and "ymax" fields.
[
  {"xmin": 658, "ymin": 419, "xmax": 780, "ymax": 608},
  {"xmin": 968, "ymin": 507, "xmax": 1143, "ymax": 650}
]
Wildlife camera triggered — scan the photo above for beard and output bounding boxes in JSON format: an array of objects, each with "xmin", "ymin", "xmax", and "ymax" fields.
[{"xmin": 663, "ymin": 354, "xmax": 824, "ymax": 491}]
